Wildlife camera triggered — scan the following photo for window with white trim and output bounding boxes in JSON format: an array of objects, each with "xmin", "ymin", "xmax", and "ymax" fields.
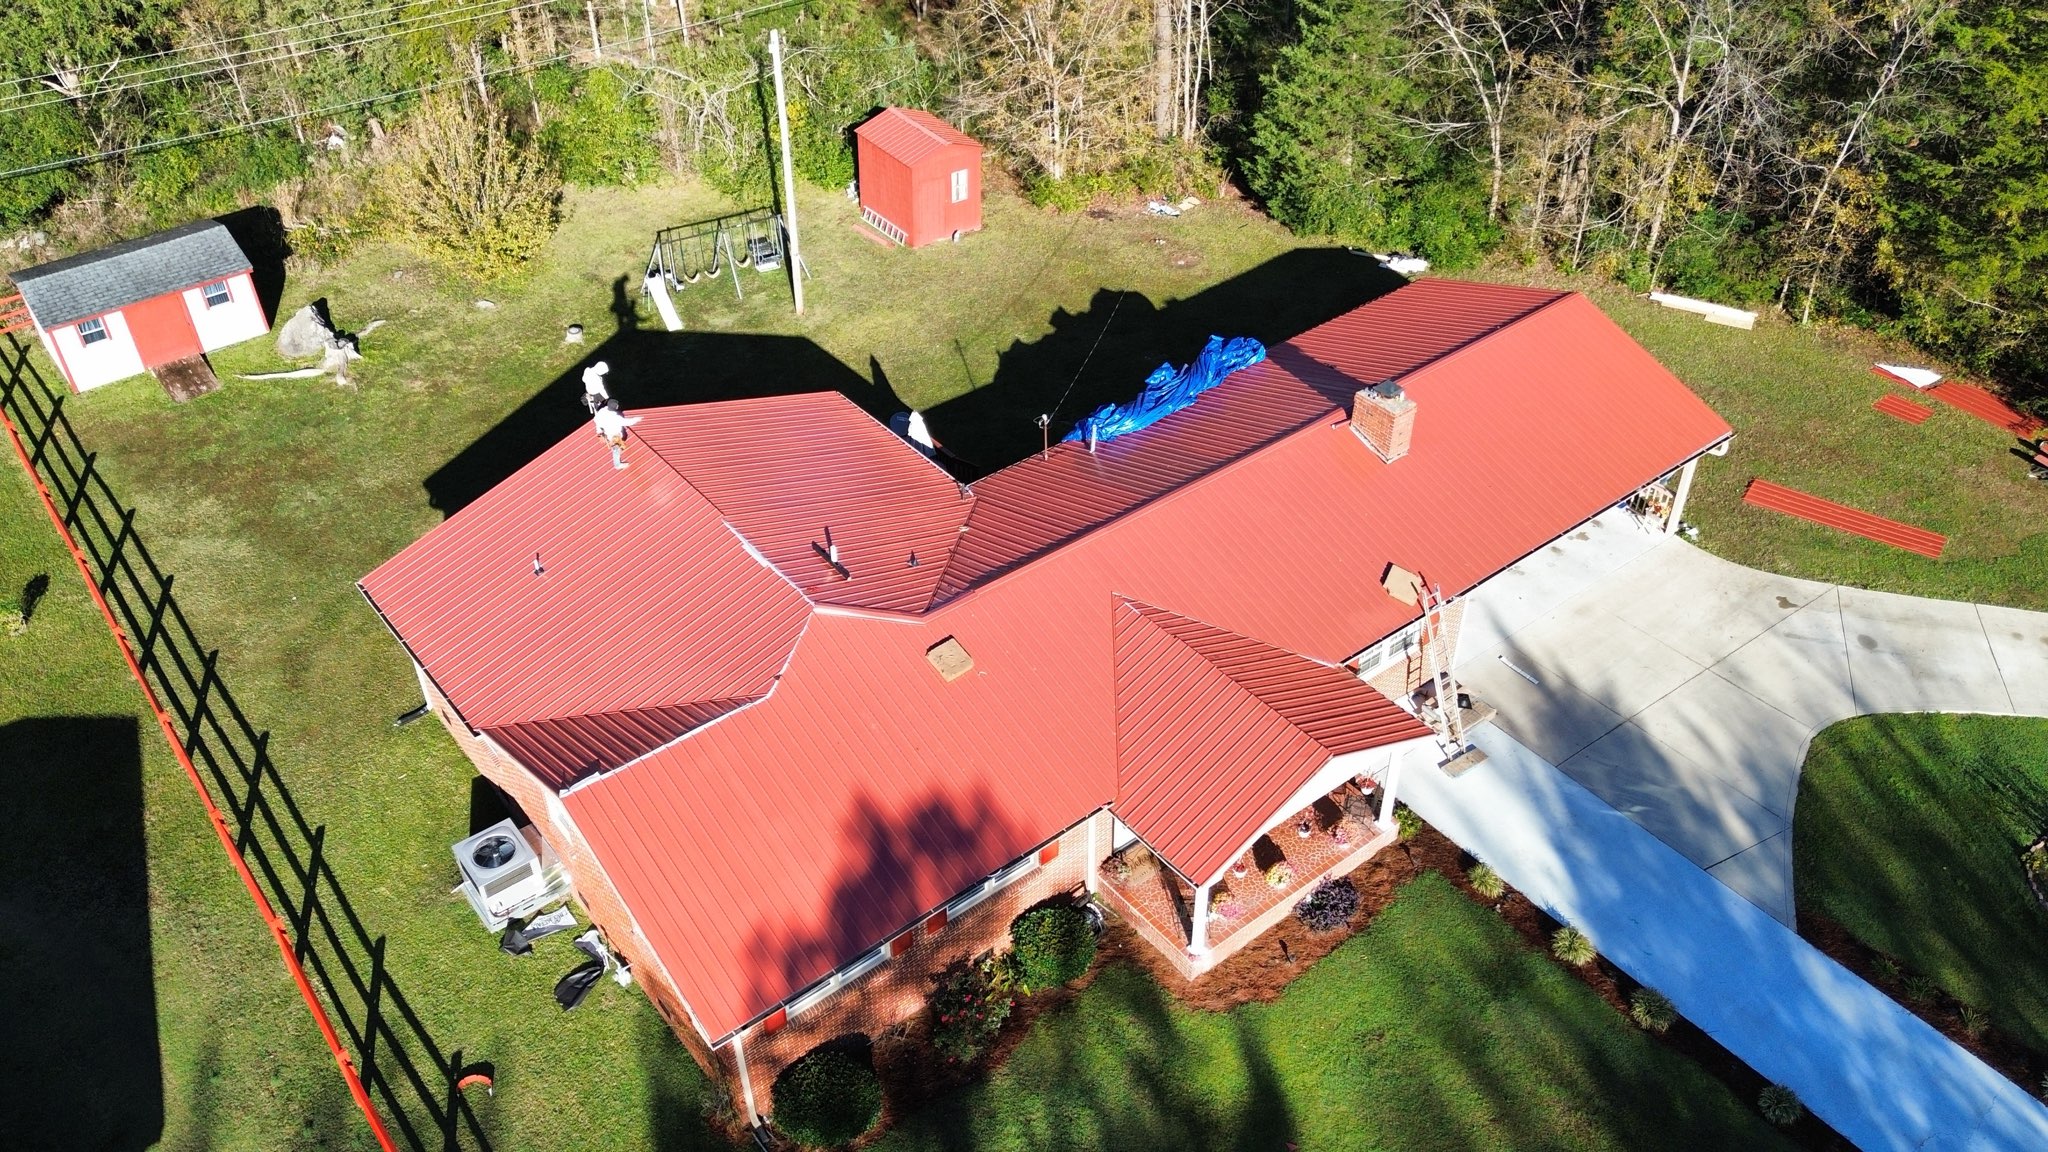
[
  {"xmin": 201, "ymin": 280, "xmax": 232, "ymax": 308},
  {"xmin": 786, "ymin": 943, "xmax": 888, "ymax": 1019},
  {"xmin": 949, "ymin": 169, "xmax": 969, "ymax": 203},
  {"xmin": 944, "ymin": 852, "xmax": 1039, "ymax": 919},
  {"xmin": 77, "ymin": 317, "xmax": 108, "ymax": 345},
  {"xmin": 1353, "ymin": 621, "xmax": 1423, "ymax": 677}
]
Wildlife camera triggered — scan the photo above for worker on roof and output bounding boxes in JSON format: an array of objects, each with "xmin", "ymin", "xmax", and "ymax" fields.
[
  {"xmin": 581, "ymin": 361, "xmax": 611, "ymax": 413},
  {"xmin": 593, "ymin": 399, "xmax": 642, "ymax": 470}
]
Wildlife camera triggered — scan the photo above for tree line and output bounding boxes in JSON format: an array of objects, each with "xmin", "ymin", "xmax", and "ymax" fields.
[{"xmin": 0, "ymin": 0, "xmax": 2039, "ymax": 407}]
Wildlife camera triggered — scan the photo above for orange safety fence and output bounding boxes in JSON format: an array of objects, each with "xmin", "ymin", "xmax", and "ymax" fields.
[{"xmin": 0, "ymin": 340, "xmax": 489, "ymax": 1151}]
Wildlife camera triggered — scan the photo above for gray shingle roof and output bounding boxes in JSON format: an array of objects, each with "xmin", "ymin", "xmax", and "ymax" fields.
[{"xmin": 9, "ymin": 219, "xmax": 251, "ymax": 329}]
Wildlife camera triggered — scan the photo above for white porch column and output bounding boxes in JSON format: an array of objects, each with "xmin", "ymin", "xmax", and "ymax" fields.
[
  {"xmin": 1188, "ymin": 880, "xmax": 1214, "ymax": 956},
  {"xmin": 1378, "ymin": 750, "xmax": 1404, "ymax": 832},
  {"xmin": 1665, "ymin": 457, "xmax": 1699, "ymax": 535},
  {"xmin": 1085, "ymin": 812, "xmax": 1099, "ymax": 893},
  {"xmin": 732, "ymin": 1028, "xmax": 761, "ymax": 1126}
]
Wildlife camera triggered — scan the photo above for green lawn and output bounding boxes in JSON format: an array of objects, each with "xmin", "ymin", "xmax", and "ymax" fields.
[
  {"xmin": 4, "ymin": 174, "xmax": 2041, "ymax": 1148},
  {"xmin": 878, "ymin": 874, "xmax": 1793, "ymax": 1152},
  {"xmin": 1794, "ymin": 714, "xmax": 2048, "ymax": 1053}
]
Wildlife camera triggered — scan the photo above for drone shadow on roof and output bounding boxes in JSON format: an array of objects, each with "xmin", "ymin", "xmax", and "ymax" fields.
[{"xmin": 423, "ymin": 249, "xmax": 1407, "ymax": 516}]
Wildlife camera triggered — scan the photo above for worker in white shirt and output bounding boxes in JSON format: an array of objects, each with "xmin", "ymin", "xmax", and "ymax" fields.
[
  {"xmin": 581, "ymin": 361, "xmax": 611, "ymax": 413},
  {"xmin": 593, "ymin": 399, "xmax": 642, "ymax": 469}
]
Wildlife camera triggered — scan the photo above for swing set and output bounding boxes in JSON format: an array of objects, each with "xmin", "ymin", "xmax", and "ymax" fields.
[{"xmin": 644, "ymin": 207, "xmax": 809, "ymax": 304}]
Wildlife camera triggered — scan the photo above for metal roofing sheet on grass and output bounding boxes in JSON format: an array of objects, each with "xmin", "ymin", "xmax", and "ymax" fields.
[
  {"xmin": 373, "ymin": 278, "xmax": 1734, "ymax": 1040},
  {"xmin": 10, "ymin": 219, "xmax": 250, "ymax": 328}
]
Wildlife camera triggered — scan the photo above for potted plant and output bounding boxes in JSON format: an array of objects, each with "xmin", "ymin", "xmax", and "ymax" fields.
[{"xmin": 1265, "ymin": 861, "xmax": 1294, "ymax": 889}]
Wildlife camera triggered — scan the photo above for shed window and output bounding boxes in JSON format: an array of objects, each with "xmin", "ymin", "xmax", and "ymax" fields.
[
  {"xmin": 201, "ymin": 280, "xmax": 232, "ymax": 308},
  {"xmin": 950, "ymin": 169, "xmax": 969, "ymax": 203},
  {"xmin": 76, "ymin": 317, "xmax": 108, "ymax": 345}
]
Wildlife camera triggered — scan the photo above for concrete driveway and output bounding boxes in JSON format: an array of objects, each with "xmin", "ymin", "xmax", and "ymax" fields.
[{"xmin": 1455, "ymin": 516, "xmax": 2048, "ymax": 923}]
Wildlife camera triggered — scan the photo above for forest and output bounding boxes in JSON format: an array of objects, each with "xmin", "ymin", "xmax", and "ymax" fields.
[{"xmin": 0, "ymin": 0, "xmax": 2040, "ymax": 410}]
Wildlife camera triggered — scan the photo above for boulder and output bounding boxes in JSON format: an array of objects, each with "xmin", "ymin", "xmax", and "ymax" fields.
[{"xmin": 276, "ymin": 303, "xmax": 335, "ymax": 360}]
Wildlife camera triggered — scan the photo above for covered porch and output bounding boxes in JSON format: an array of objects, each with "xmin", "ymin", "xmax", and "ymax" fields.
[{"xmin": 1098, "ymin": 747, "xmax": 1419, "ymax": 979}]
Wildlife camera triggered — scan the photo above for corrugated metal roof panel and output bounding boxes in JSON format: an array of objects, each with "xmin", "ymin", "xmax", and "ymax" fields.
[
  {"xmin": 358, "ymin": 425, "xmax": 811, "ymax": 737},
  {"xmin": 853, "ymin": 107, "xmax": 981, "ymax": 167},
  {"xmin": 1110, "ymin": 601, "xmax": 1427, "ymax": 881},
  {"xmin": 11, "ymin": 220, "xmax": 251, "ymax": 328},
  {"xmin": 483, "ymin": 700, "xmax": 757, "ymax": 788},
  {"xmin": 633, "ymin": 394, "xmax": 973, "ymax": 612}
]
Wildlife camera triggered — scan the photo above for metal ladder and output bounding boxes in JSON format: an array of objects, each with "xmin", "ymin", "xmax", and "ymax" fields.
[{"xmin": 1417, "ymin": 581, "xmax": 1466, "ymax": 753}]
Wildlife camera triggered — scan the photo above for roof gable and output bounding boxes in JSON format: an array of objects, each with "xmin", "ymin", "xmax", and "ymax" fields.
[
  {"xmin": 1111, "ymin": 600, "xmax": 1427, "ymax": 880},
  {"xmin": 11, "ymin": 220, "xmax": 250, "ymax": 328},
  {"xmin": 855, "ymin": 107, "xmax": 981, "ymax": 167}
]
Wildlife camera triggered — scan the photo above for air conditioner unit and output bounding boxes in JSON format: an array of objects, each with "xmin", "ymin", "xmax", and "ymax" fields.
[{"xmin": 454, "ymin": 819, "xmax": 545, "ymax": 918}]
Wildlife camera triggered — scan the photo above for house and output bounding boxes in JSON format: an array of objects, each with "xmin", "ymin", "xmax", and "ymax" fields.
[
  {"xmin": 8, "ymin": 220, "xmax": 268, "ymax": 393},
  {"xmin": 359, "ymin": 279, "xmax": 1730, "ymax": 1125},
  {"xmin": 854, "ymin": 108, "xmax": 983, "ymax": 248}
]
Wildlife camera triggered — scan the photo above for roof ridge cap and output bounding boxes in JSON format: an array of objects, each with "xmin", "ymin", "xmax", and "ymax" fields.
[{"xmin": 1115, "ymin": 598, "xmax": 1325, "ymax": 750}]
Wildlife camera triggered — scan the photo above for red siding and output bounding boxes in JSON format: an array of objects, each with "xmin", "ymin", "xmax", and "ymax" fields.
[{"xmin": 855, "ymin": 109, "xmax": 984, "ymax": 248}]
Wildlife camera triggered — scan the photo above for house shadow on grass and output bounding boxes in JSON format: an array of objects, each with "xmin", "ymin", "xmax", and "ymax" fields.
[
  {"xmin": 424, "ymin": 249, "xmax": 1408, "ymax": 514},
  {"xmin": 0, "ymin": 716, "xmax": 162, "ymax": 1151}
]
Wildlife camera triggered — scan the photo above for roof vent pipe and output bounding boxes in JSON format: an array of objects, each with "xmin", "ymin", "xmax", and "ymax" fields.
[{"xmin": 1352, "ymin": 380, "xmax": 1416, "ymax": 463}]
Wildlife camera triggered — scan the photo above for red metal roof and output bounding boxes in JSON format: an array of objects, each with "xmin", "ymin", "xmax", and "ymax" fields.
[
  {"xmin": 1113, "ymin": 600, "xmax": 1429, "ymax": 881},
  {"xmin": 632, "ymin": 394, "xmax": 973, "ymax": 612},
  {"xmin": 371, "ymin": 278, "xmax": 1733, "ymax": 1041},
  {"xmin": 357, "ymin": 426, "xmax": 811, "ymax": 784},
  {"xmin": 853, "ymin": 107, "xmax": 981, "ymax": 167}
]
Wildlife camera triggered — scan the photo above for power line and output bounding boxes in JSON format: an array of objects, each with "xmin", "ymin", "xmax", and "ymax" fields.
[
  {"xmin": 0, "ymin": 0, "xmax": 489, "ymax": 92},
  {"xmin": 0, "ymin": 0, "xmax": 812, "ymax": 182},
  {"xmin": 0, "ymin": 0, "xmax": 553, "ymax": 117}
]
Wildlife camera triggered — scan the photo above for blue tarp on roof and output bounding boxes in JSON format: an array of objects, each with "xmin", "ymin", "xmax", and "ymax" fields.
[{"xmin": 1064, "ymin": 335, "xmax": 1266, "ymax": 444}]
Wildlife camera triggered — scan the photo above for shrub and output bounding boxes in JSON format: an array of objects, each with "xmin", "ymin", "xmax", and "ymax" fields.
[
  {"xmin": 1629, "ymin": 987, "xmax": 1677, "ymax": 1033},
  {"xmin": 927, "ymin": 957, "xmax": 1013, "ymax": 1063},
  {"xmin": 1758, "ymin": 1082, "xmax": 1804, "ymax": 1126},
  {"xmin": 1010, "ymin": 903, "xmax": 1095, "ymax": 990},
  {"xmin": 539, "ymin": 66, "xmax": 660, "ymax": 186},
  {"xmin": 1903, "ymin": 973, "xmax": 1941, "ymax": 1002},
  {"xmin": 1467, "ymin": 862, "xmax": 1506, "ymax": 901},
  {"xmin": 1394, "ymin": 804, "xmax": 1422, "ymax": 841},
  {"xmin": 769, "ymin": 1045, "xmax": 882, "ymax": 1147},
  {"xmin": 376, "ymin": 92, "xmax": 562, "ymax": 278},
  {"xmin": 1551, "ymin": 925, "xmax": 1595, "ymax": 967},
  {"xmin": 1961, "ymin": 1003, "xmax": 1990, "ymax": 1038},
  {"xmin": 1872, "ymin": 954, "xmax": 1903, "ymax": 984},
  {"xmin": 1295, "ymin": 877, "xmax": 1359, "ymax": 932}
]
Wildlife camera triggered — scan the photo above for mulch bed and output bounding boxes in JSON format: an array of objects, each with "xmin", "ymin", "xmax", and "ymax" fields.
[
  {"xmin": 813, "ymin": 822, "xmax": 1857, "ymax": 1148},
  {"xmin": 1800, "ymin": 907, "xmax": 2042, "ymax": 1094}
]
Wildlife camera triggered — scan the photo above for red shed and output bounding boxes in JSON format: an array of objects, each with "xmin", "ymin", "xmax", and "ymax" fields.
[{"xmin": 854, "ymin": 108, "xmax": 983, "ymax": 248}]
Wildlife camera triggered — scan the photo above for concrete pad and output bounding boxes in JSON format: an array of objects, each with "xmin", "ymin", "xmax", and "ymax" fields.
[
  {"xmin": 1977, "ymin": 603, "xmax": 2048, "ymax": 716},
  {"xmin": 1558, "ymin": 723, "xmax": 1786, "ymax": 871},
  {"xmin": 1627, "ymin": 671, "xmax": 1814, "ymax": 817},
  {"xmin": 1458, "ymin": 514, "xmax": 1668, "ymax": 656},
  {"xmin": 1457, "ymin": 647, "xmax": 1627, "ymax": 766},
  {"xmin": 1606, "ymin": 542, "xmax": 1830, "ymax": 667},
  {"xmin": 1491, "ymin": 598, "xmax": 1706, "ymax": 718},
  {"xmin": 1714, "ymin": 589, "xmax": 1857, "ymax": 731},
  {"xmin": 1839, "ymin": 587, "xmax": 2013, "ymax": 715},
  {"xmin": 1706, "ymin": 831, "xmax": 1795, "ymax": 925}
]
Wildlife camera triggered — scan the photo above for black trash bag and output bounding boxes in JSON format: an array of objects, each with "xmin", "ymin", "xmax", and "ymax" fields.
[
  {"xmin": 554, "ymin": 960, "xmax": 604, "ymax": 1010},
  {"xmin": 499, "ymin": 920, "xmax": 533, "ymax": 957}
]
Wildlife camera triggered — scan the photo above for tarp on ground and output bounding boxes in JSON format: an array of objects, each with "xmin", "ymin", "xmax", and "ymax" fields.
[{"xmin": 1064, "ymin": 335, "xmax": 1266, "ymax": 444}]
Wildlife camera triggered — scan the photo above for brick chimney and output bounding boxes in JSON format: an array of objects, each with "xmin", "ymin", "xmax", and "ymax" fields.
[{"xmin": 1352, "ymin": 381, "xmax": 1416, "ymax": 462}]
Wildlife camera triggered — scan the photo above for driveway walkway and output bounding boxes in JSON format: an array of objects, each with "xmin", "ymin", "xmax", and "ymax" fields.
[
  {"xmin": 1400, "ymin": 728, "xmax": 2048, "ymax": 1152},
  {"xmin": 1453, "ymin": 516, "xmax": 2048, "ymax": 922}
]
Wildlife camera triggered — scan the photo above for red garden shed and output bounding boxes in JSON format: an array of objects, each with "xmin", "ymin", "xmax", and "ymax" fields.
[{"xmin": 854, "ymin": 108, "xmax": 983, "ymax": 248}]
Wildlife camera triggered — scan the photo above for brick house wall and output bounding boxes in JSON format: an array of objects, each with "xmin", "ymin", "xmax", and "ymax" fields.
[{"xmin": 734, "ymin": 809, "xmax": 1115, "ymax": 1117}]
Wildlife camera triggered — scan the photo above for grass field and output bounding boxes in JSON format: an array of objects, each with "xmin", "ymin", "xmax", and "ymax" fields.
[
  {"xmin": 878, "ymin": 874, "xmax": 1794, "ymax": 1152},
  {"xmin": 2, "ymin": 174, "xmax": 2042, "ymax": 1148},
  {"xmin": 1793, "ymin": 714, "xmax": 2048, "ymax": 1054}
]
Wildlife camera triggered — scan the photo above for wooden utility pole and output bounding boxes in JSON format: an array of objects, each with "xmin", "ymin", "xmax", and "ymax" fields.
[{"xmin": 768, "ymin": 28, "xmax": 805, "ymax": 317}]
